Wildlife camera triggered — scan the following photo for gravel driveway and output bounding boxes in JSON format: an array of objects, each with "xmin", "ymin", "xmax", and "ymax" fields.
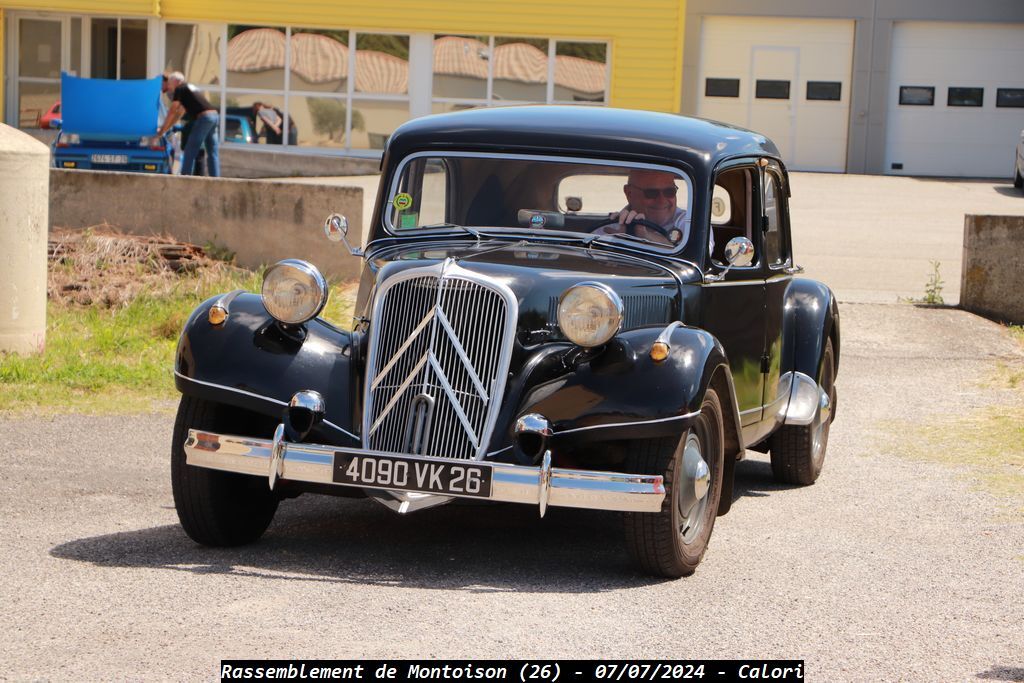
[{"xmin": 1, "ymin": 302, "xmax": 1021, "ymax": 680}]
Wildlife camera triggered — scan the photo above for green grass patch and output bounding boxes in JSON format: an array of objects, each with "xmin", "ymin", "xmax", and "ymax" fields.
[{"xmin": 0, "ymin": 266, "xmax": 357, "ymax": 415}]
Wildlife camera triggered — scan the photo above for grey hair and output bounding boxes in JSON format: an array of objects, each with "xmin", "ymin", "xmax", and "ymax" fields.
[{"xmin": 166, "ymin": 71, "xmax": 185, "ymax": 83}]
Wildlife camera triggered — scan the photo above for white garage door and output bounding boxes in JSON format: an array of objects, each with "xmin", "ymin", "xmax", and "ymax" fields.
[
  {"xmin": 885, "ymin": 22, "xmax": 1024, "ymax": 178},
  {"xmin": 697, "ymin": 16, "xmax": 854, "ymax": 172}
]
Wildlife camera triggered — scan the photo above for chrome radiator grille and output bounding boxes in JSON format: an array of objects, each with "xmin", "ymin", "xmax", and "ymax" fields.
[{"xmin": 363, "ymin": 263, "xmax": 515, "ymax": 461}]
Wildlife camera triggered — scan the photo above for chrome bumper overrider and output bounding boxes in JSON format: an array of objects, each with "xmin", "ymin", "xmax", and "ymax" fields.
[{"xmin": 184, "ymin": 427, "xmax": 665, "ymax": 516}]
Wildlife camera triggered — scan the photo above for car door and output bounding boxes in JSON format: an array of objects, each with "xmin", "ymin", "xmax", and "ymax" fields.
[
  {"xmin": 699, "ymin": 159, "xmax": 766, "ymax": 434},
  {"xmin": 760, "ymin": 163, "xmax": 794, "ymax": 434}
]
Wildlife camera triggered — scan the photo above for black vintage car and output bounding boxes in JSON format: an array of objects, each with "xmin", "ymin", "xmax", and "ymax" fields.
[{"xmin": 173, "ymin": 106, "xmax": 839, "ymax": 577}]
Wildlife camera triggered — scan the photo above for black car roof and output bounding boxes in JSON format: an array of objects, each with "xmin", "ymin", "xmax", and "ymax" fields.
[{"xmin": 384, "ymin": 106, "xmax": 781, "ymax": 175}]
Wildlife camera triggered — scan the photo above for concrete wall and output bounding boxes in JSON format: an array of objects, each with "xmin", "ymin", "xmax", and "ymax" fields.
[
  {"xmin": 49, "ymin": 169, "xmax": 365, "ymax": 281},
  {"xmin": 961, "ymin": 214, "xmax": 1024, "ymax": 324}
]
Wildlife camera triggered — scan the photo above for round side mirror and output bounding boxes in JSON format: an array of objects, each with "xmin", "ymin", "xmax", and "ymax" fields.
[
  {"xmin": 324, "ymin": 214, "xmax": 348, "ymax": 242},
  {"xmin": 724, "ymin": 236, "xmax": 754, "ymax": 268}
]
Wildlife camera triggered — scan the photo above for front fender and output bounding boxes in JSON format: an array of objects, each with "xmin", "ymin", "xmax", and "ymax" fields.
[
  {"xmin": 174, "ymin": 292, "xmax": 360, "ymax": 446},
  {"xmin": 782, "ymin": 278, "xmax": 840, "ymax": 381},
  {"xmin": 514, "ymin": 326, "xmax": 740, "ymax": 447}
]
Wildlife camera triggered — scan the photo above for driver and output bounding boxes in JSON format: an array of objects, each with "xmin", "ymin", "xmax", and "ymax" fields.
[{"xmin": 595, "ymin": 169, "xmax": 690, "ymax": 246}]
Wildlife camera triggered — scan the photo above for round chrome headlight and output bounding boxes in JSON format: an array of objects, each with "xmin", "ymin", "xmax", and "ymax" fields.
[
  {"xmin": 557, "ymin": 282, "xmax": 623, "ymax": 348},
  {"xmin": 261, "ymin": 259, "xmax": 328, "ymax": 324}
]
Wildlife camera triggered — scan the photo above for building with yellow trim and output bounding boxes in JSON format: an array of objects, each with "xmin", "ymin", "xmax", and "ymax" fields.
[{"xmin": 1, "ymin": 0, "xmax": 685, "ymax": 159}]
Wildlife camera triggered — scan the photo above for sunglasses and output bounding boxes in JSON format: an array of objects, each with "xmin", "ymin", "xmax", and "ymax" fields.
[{"xmin": 629, "ymin": 185, "xmax": 678, "ymax": 199}]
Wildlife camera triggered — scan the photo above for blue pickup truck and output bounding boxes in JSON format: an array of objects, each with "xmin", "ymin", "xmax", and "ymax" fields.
[{"xmin": 52, "ymin": 73, "xmax": 174, "ymax": 173}]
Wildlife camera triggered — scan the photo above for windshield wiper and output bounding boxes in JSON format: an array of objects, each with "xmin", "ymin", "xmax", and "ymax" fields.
[
  {"xmin": 418, "ymin": 222, "xmax": 482, "ymax": 241},
  {"xmin": 585, "ymin": 230, "xmax": 650, "ymax": 249}
]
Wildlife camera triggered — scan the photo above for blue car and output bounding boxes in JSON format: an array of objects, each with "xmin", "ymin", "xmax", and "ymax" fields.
[{"xmin": 52, "ymin": 73, "xmax": 173, "ymax": 173}]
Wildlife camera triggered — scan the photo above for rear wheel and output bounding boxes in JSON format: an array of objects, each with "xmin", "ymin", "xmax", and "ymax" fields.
[
  {"xmin": 623, "ymin": 388, "xmax": 725, "ymax": 578},
  {"xmin": 770, "ymin": 339, "xmax": 836, "ymax": 485},
  {"xmin": 171, "ymin": 395, "xmax": 279, "ymax": 546}
]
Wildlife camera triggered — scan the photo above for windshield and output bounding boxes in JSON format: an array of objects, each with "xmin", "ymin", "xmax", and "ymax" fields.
[{"xmin": 386, "ymin": 153, "xmax": 694, "ymax": 250}]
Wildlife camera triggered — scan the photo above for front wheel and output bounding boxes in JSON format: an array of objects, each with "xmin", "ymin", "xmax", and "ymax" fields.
[
  {"xmin": 171, "ymin": 395, "xmax": 279, "ymax": 546},
  {"xmin": 769, "ymin": 338, "xmax": 836, "ymax": 485},
  {"xmin": 1014, "ymin": 169, "xmax": 1023, "ymax": 189},
  {"xmin": 623, "ymin": 388, "xmax": 725, "ymax": 578}
]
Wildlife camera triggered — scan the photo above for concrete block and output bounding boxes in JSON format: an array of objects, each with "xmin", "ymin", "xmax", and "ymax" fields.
[
  {"xmin": 0, "ymin": 124, "xmax": 49, "ymax": 355},
  {"xmin": 49, "ymin": 170, "xmax": 364, "ymax": 282},
  {"xmin": 961, "ymin": 214, "xmax": 1024, "ymax": 324}
]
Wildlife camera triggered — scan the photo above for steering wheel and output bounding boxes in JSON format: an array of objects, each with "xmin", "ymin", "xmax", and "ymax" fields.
[{"xmin": 591, "ymin": 217, "xmax": 675, "ymax": 243}]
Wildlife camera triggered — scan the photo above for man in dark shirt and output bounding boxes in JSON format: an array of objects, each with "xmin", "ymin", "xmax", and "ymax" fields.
[{"xmin": 157, "ymin": 72, "xmax": 220, "ymax": 177}]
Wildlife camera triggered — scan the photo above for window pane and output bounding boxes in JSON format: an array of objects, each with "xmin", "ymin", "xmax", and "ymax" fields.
[
  {"xmin": 19, "ymin": 20, "xmax": 62, "ymax": 78},
  {"xmin": 996, "ymin": 88, "xmax": 1024, "ymax": 108},
  {"xmin": 91, "ymin": 18, "xmax": 118, "ymax": 79},
  {"xmin": 705, "ymin": 78, "xmax": 739, "ymax": 98},
  {"xmin": 807, "ymin": 81, "xmax": 841, "ymax": 101},
  {"xmin": 433, "ymin": 35, "xmax": 488, "ymax": 100},
  {"xmin": 755, "ymin": 80, "xmax": 790, "ymax": 99},
  {"xmin": 554, "ymin": 41, "xmax": 606, "ymax": 103},
  {"xmin": 493, "ymin": 37, "xmax": 548, "ymax": 102},
  {"xmin": 121, "ymin": 19, "xmax": 148, "ymax": 79},
  {"xmin": 350, "ymin": 99, "xmax": 409, "ymax": 149},
  {"xmin": 165, "ymin": 24, "xmax": 223, "ymax": 86},
  {"xmin": 764, "ymin": 175, "xmax": 784, "ymax": 266},
  {"xmin": 70, "ymin": 18, "xmax": 82, "ymax": 76},
  {"xmin": 290, "ymin": 95, "xmax": 346, "ymax": 147},
  {"xmin": 291, "ymin": 30, "xmax": 348, "ymax": 94},
  {"xmin": 18, "ymin": 81, "xmax": 60, "ymax": 128},
  {"xmin": 355, "ymin": 34, "xmax": 409, "ymax": 95},
  {"xmin": 222, "ymin": 93, "xmax": 285, "ymax": 146},
  {"xmin": 948, "ymin": 87, "xmax": 983, "ymax": 107},
  {"xmin": 227, "ymin": 26, "xmax": 285, "ymax": 90},
  {"xmin": 899, "ymin": 86, "xmax": 934, "ymax": 106}
]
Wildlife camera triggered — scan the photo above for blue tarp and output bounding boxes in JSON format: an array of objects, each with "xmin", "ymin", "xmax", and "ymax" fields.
[{"xmin": 60, "ymin": 73, "xmax": 162, "ymax": 137}]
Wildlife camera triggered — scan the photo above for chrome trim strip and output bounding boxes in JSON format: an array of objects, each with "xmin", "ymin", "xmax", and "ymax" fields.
[
  {"xmin": 554, "ymin": 409, "xmax": 700, "ymax": 436},
  {"xmin": 173, "ymin": 372, "xmax": 360, "ymax": 442},
  {"xmin": 427, "ymin": 354, "xmax": 480, "ymax": 449},
  {"xmin": 213, "ymin": 289, "xmax": 246, "ymax": 314},
  {"xmin": 368, "ymin": 354, "xmax": 429, "ymax": 436},
  {"xmin": 738, "ymin": 406, "xmax": 762, "ymax": 417},
  {"xmin": 655, "ymin": 320, "xmax": 685, "ymax": 346},
  {"xmin": 370, "ymin": 307, "xmax": 434, "ymax": 390},
  {"xmin": 185, "ymin": 428, "xmax": 665, "ymax": 514},
  {"xmin": 435, "ymin": 307, "xmax": 489, "ymax": 400}
]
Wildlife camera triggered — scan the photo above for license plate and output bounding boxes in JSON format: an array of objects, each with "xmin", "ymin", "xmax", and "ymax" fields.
[
  {"xmin": 91, "ymin": 154, "xmax": 128, "ymax": 164},
  {"xmin": 333, "ymin": 453, "xmax": 492, "ymax": 498}
]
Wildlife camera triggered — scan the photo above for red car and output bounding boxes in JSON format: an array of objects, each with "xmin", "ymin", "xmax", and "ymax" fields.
[{"xmin": 38, "ymin": 101, "xmax": 61, "ymax": 129}]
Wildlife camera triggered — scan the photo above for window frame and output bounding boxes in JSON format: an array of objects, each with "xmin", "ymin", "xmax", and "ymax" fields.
[{"xmin": 899, "ymin": 85, "xmax": 935, "ymax": 106}]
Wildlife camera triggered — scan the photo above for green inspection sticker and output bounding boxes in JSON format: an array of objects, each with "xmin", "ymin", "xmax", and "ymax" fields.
[
  {"xmin": 399, "ymin": 212, "xmax": 419, "ymax": 228},
  {"xmin": 392, "ymin": 193, "xmax": 413, "ymax": 211}
]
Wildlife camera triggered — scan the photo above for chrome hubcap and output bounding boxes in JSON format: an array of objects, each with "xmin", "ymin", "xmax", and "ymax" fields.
[
  {"xmin": 811, "ymin": 386, "xmax": 832, "ymax": 464},
  {"xmin": 678, "ymin": 432, "xmax": 710, "ymax": 544}
]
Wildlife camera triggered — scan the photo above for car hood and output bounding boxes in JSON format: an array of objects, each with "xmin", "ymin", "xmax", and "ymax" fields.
[
  {"xmin": 60, "ymin": 73, "xmax": 162, "ymax": 137},
  {"xmin": 367, "ymin": 240, "xmax": 702, "ymax": 342}
]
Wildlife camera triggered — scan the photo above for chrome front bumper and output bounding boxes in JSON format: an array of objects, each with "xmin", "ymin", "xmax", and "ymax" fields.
[{"xmin": 184, "ymin": 427, "xmax": 665, "ymax": 516}]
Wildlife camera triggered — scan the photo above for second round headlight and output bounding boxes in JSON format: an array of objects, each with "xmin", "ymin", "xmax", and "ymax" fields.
[
  {"xmin": 261, "ymin": 259, "xmax": 328, "ymax": 324},
  {"xmin": 557, "ymin": 282, "xmax": 623, "ymax": 348}
]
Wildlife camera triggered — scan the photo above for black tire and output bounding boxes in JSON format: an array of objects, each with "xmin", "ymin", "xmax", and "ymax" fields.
[
  {"xmin": 1014, "ymin": 169, "xmax": 1023, "ymax": 189},
  {"xmin": 171, "ymin": 395, "xmax": 279, "ymax": 546},
  {"xmin": 769, "ymin": 338, "xmax": 836, "ymax": 486},
  {"xmin": 623, "ymin": 388, "xmax": 725, "ymax": 578}
]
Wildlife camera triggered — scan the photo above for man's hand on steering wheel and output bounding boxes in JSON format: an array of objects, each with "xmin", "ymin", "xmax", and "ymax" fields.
[{"xmin": 594, "ymin": 209, "xmax": 675, "ymax": 244}]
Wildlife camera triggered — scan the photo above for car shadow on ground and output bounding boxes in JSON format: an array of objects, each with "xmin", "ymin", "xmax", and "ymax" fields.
[
  {"xmin": 50, "ymin": 454, "xmax": 798, "ymax": 591},
  {"xmin": 731, "ymin": 454, "xmax": 804, "ymax": 504},
  {"xmin": 50, "ymin": 495, "xmax": 668, "ymax": 592},
  {"xmin": 992, "ymin": 185, "xmax": 1023, "ymax": 198}
]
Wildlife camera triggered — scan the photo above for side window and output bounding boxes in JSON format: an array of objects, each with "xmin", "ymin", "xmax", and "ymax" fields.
[
  {"xmin": 709, "ymin": 166, "xmax": 756, "ymax": 266},
  {"xmin": 763, "ymin": 173, "xmax": 787, "ymax": 267}
]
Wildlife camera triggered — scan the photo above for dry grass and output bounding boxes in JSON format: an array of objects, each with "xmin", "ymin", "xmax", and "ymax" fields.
[{"xmin": 1, "ymin": 228, "xmax": 358, "ymax": 415}]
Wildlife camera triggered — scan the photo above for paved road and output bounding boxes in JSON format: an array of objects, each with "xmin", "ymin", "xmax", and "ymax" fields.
[
  {"xmin": 2, "ymin": 302, "xmax": 1022, "ymax": 680},
  {"xmin": 3, "ymin": 172, "xmax": 1024, "ymax": 679}
]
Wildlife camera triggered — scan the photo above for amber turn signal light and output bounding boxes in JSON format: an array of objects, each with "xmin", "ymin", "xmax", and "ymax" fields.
[
  {"xmin": 208, "ymin": 305, "xmax": 227, "ymax": 326},
  {"xmin": 650, "ymin": 341, "xmax": 670, "ymax": 362}
]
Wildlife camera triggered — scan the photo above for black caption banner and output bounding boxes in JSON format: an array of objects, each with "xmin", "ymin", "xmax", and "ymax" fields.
[{"xmin": 221, "ymin": 660, "xmax": 804, "ymax": 683}]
